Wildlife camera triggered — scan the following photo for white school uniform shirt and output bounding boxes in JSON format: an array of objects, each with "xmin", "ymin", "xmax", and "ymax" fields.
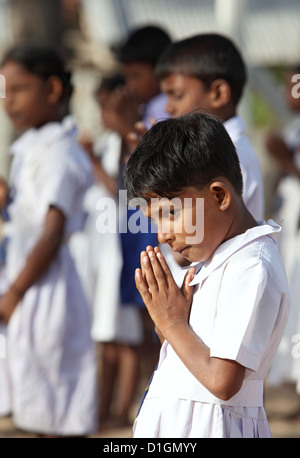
[
  {"xmin": 133, "ymin": 220, "xmax": 290, "ymax": 438},
  {"xmin": 224, "ymin": 116, "xmax": 264, "ymax": 220},
  {"xmin": 1, "ymin": 116, "xmax": 98, "ymax": 435}
]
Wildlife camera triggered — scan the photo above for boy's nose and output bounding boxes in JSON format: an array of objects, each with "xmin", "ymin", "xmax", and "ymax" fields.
[{"xmin": 157, "ymin": 231, "xmax": 174, "ymax": 245}]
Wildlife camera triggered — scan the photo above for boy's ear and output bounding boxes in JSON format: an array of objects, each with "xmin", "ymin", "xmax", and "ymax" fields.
[
  {"xmin": 209, "ymin": 181, "xmax": 231, "ymax": 210},
  {"xmin": 209, "ymin": 79, "xmax": 231, "ymax": 108},
  {"xmin": 46, "ymin": 76, "xmax": 64, "ymax": 104}
]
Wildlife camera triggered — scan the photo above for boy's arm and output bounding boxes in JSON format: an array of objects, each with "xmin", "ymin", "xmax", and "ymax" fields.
[
  {"xmin": 0, "ymin": 177, "xmax": 8, "ymax": 211},
  {"xmin": 0, "ymin": 206, "xmax": 65, "ymax": 324},
  {"xmin": 135, "ymin": 246, "xmax": 246, "ymax": 401},
  {"xmin": 78, "ymin": 132, "xmax": 120, "ymax": 196}
]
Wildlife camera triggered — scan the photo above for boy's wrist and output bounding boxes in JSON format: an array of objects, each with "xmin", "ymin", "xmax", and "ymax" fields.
[{"xmin": 162, "ymin": 320, "xmax": 190, "ymax": 342}]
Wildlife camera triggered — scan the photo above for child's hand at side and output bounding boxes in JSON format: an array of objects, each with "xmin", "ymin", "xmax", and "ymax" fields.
[{"xmin": 135, "ymin": 246, "xmax": 196, "ymax": 340}]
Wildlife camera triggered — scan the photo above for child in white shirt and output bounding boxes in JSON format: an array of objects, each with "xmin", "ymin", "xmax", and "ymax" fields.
[
  {"xmin": 124, "ymin": 112, "xmax": 290, "ymax": 438},
  {"xmin": 0, "ymin": 44, "xmax": 98, "ymax": 436}
]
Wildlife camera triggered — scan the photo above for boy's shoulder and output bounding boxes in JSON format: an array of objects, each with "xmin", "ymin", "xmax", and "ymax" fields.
[
  {"xmin": 227, "ymin": 234, "xmax": 279, "ymax": 270},
  {"xmin": 191, "ymin": 221, "xmax": 286, "ymax": 289},
  {"xmin": 224, "ymin": 232, "xmax": 288, "ymax": 292}
]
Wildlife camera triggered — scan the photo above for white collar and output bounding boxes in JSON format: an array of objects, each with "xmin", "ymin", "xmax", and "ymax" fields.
[
  {"xmin": 189, "ymin": 219, "xmax": 281, "ymax": 287},
  {"xmin": 10, "ymin": 115, "xmax": 77, "ymax": 157},
  {"xmin": 223, "ymin": 116, "xmax": 245, "ymax": 143}
]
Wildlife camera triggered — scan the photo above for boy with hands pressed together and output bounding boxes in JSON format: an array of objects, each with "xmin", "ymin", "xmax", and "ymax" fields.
[{"xmin": 124, "ymin": 112, "xmax": 289, "ymax": 438}]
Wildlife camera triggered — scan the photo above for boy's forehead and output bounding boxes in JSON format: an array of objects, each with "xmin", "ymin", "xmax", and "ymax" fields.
[
  {"xmin": 123, "ymin": 61, "xmax": 152, "ymax": 73},
  {"xmin": 145, "ymin": 187, "xmax": 207, "ymax": 209},
  {"xmin": 161, "ymin": 72, "xmax": 203, "ymax": 89}
]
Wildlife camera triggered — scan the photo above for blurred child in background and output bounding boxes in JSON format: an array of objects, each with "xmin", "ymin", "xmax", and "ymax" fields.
[
  {"xmin": 155, "ymin": 33, "xmax": 265, "ymax": 221},
  {"xmin": 72, "ymin": 73, "xmax": 144, "ymax": 429},
  {"xmin": 0, "ymin": 43, "xmax": 98, "ymax": 436},
  {"xmin": 266, "ymin": 66, "xmax": 300, "ymax": 399}
]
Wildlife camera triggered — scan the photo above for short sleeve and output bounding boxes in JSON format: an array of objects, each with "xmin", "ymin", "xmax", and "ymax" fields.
[
  {"xmin": 209, "ymin": 259, "xmax": 281, "ymax": 371},
  {"xmin": 41, "ymin": 143, "xmax": 92, "ymax": 217}
]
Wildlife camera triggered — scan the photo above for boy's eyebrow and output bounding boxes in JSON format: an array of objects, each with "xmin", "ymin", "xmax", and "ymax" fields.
[{"xmin": 164, "ymin": 87, "xmax": 174, "ymax": 94}]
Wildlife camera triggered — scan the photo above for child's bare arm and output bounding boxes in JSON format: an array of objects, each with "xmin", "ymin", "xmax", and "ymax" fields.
[
  {"xmin": 135, "ymin": 246, "xmax": 246, "ymax": 401},
  {"xmin": 0, "ymin": 206, "xmax": 65, "ymax": 324},
  {"xmin": 0, "ymin": 177, "xmax": 8, "ymax": 210}
]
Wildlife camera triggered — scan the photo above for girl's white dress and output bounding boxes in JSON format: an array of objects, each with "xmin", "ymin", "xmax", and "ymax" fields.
[
  {"xmin": 133, "ymin": 220, "xmax": 290, "ymax": 438},
  {"xmin": 69, "ymin": 131, "xmax": 144, "ymax": 345},
  {"xmin": 0, "ymin": 116, "xmax": 98, "ymax": 435}
]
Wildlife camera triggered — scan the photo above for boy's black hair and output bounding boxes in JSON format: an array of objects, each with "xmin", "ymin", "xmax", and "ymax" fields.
[
  {"xmin": 155, "ymin": 33, "xmax": 247, "ymax": 105},
  {"xmin": 124, "ymin": 111, "xmax": 243, "ymax": 201},
  {"xmin": 118, "ymin": 25, "xmax": 172, "ymax": 67},
  {"xmin": 96, "ymin": 73, "xmax": 125, "ymax": 94},
  {"xmin": 1, "ymin": 43, "xmax": 73, "ymax": 101}
]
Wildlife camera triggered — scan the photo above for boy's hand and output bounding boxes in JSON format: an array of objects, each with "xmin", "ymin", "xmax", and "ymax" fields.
[
  {"xmin": 126, "ymin": 121, "xmax": 148, "ymax": 154},
  {"xmin": 102, "ymin": 86, "xmax": 140, "ymax": 142},
  {"xmin": 135, "ymin": 245, "xmax": 195, "ymax": 338},
  {"xmin": 126, "ymin": 119, "xmax": 156, "ymax": 154}
]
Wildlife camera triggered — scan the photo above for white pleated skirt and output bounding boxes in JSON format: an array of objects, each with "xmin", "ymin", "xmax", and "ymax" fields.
[{"xmin": 133, "ymin": 397, "xmax": 271, "ymax": 438}]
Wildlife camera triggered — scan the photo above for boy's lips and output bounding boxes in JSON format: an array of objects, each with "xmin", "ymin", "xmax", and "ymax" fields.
[
  {"xmin": 173, "ymin": 246, "xmax": 191, "ymax": 254},
  {"xmin": 180, "ymin": 246, "xmax": 191, "ymax": 255}
]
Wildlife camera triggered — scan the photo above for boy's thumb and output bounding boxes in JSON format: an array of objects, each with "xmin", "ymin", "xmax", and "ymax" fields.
[{"xmin": 181, "ymin": 267, "xmax": 196, "ymax": 301}]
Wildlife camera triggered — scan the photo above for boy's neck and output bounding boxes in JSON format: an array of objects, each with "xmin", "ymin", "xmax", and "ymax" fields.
[
  {"xmin": 224, "ymin": 200, "xmax": 258, "ymax": 243},
  {"xmin": 218, "ymin": 107, "xmax": 237, "ymax": 123},
  {"xmin": 35, "ymin": 112, "xmax": 65, "ymax": 129}
]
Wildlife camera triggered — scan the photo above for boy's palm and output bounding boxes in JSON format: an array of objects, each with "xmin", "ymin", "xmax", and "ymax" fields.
[{"xmin": 135, "ymin": 246, "xmax": 195, "ymax": 338}]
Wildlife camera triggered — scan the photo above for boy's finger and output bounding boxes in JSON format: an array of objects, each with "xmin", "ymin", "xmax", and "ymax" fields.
[
  {"xmin": 141, "ymin": 252, "xmax": 159, "ymax": 294},
  {"xmin": 134, "ymin": 121, "xmax": 147, "ymax": 137},
  {"xmin": 181, "ymin": 267, "xmax": 196, "ymax": 302},
  {"xmin": 135, "ymin": 268, "xmax": 152, "ymax": 303},
  {"xmin": 140, "ymin": 246, "xmax": 154, "ymax": 279},
  {"xmin": 154, "ymin": 246, "xmax": 177, "ymax": 289},
  {"xmin": 148, "ymin": 249, "xmax": 168, "ymax": 290},
  {"xmin": 140, "ymin": 250, "xmax": 150, "ymax": 280}
]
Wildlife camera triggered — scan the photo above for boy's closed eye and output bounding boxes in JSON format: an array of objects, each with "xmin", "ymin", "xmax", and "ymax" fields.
[{"xmin": 163, "ymin": 209, "xmax": 179, "ymax": 221}]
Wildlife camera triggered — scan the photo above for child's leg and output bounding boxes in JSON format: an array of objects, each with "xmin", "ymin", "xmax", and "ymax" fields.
[
  {"xmin": 114, "ymin": 343, "xmax": 140, "ymax": 426},
  {"xmin": 139, "ymin": 308, "xmax": 161, "ymax": 378},
  {"xmin": 98, "ymin": 342, "xmax": 118, "ymax": 426}
]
